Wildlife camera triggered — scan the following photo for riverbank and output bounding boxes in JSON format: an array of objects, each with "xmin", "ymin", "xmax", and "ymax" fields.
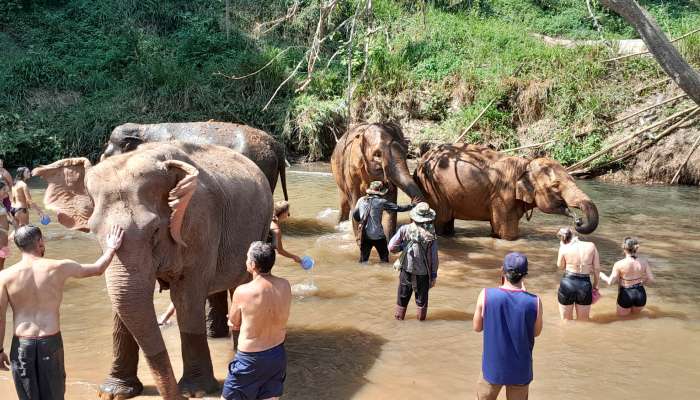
[{"xmin": 1, "ymin": 1, "xmax": 699, "ymax": 183}]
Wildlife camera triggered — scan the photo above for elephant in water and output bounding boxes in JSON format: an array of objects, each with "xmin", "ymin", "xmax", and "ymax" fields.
[
  {"xmin": 33, "ymin": 142, "xmax": 273, "ymax": 399},
  {"xmin": 102, "ymin": 121, "xmax": 289, "ymax": 200},
  {"xmin": 414, "ymin": 144, "xmax": 599, "ymax": 240},
  {"xmin": 331, "ymin": 123, "xmax": 424, "ymax": 239}
]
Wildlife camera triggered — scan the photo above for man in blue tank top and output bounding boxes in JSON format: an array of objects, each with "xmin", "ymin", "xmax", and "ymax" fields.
[{"xmin": 472, "ymin": 252, "xmax": 543, "ymax": 400}]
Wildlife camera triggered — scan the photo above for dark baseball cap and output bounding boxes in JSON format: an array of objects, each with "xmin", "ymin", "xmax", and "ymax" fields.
[{"xmin": 503, "ymin": 252, "xmax": 528, "ymax": 274}]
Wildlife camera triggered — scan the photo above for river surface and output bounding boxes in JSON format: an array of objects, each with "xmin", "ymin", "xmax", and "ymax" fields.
[{"xmin": 1, "ymin": 163, "xmax": 699, "ymax": 399}]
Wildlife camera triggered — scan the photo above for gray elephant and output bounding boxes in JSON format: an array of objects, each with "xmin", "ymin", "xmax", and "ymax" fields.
[
  {"xmin": 102, "ymin": 121, "xmax": 289, "ymax": 200},
  {"xmin": 331, "ymin": 123, "xmax": 424, "ymax": 239},
  {"xmin": 33, "ymin": 142, "xmax": 273, "ymax": 399}
]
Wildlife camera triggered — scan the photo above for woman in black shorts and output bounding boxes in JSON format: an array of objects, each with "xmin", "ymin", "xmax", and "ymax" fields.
[{"xmin": 600, "ymin": 237, "xmax": 655, "ymax": 316}]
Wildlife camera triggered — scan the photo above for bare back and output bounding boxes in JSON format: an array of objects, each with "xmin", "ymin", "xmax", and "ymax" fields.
[
  {"xmin": 0, "ymin": 258, "xmax": 72, "ymax": 336},
  {"xmin": 558, "ymin": 239, "xmax": 599, "ymax": 275},
  {"xmin": 614, "ymin": 256, "xmax": 652, "ymax": 287},
  {"xmin": 12, "ymin": 181, "xmax": 30, "ymax": 209},
  {"xmin": 233, "ymin": 274, "xmax": 291, "ymax": 352}
]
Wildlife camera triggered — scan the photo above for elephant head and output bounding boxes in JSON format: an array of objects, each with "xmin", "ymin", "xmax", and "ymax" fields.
[
  {"xmin": 33, "ymin": 149, "xmax": 201, "ymax": 398},
  {"xmin": 515, "ymin": 158, "xmax": 599, "ymax": 234},
  {"xmin": 101, "ymin": 123, "xmax": 146, "ymax": 160},
  {"xmin": 355, "ymin": 123, "xmax": 423, "ymax": 201}
]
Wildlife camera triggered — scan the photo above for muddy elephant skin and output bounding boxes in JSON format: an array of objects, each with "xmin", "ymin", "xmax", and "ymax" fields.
[
  {"xmin": 102, "ymin": 121, "xmax": 289, "ymax": 200},
  {"xmin": 33, "ymin": 142, "xmax": 273, "ymax": 399},
  {"xmin": 331, "ymin": 123, "xmax": 424, "ymax": 239},
  {"xmin": 414, "ymin": 144, "xmax": 599, "ymax": 240}
]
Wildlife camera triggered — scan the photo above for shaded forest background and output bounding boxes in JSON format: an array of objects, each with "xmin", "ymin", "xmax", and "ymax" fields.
[{"xmin": 0, "ymin": 0, "xmax": 698, "ymax": 167}]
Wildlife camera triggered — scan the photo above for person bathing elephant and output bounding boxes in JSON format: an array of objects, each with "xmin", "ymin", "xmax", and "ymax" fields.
[
  {"xmin": 33, "ymin": 141, "xmax": 273, "ymax": 399},
  {"xmin": 102, "ymin": 121, "xmax": 289, "ymax": 200},
  {"xmin": 331, "ymin": 123, "xmax": 424, "ymax": 240},
  {"xmin": 414, "ymin": 144, "xmax": 599, "ymax": 240}
]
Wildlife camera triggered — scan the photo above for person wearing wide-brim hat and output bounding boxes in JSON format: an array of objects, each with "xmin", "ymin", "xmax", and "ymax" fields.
[
  {"xmin": 352, "ymin": 181, "xmax": 413, "ymax": 263},
  {"xmin": 388, "ymin": 202, "xmax": 439, "ymax": 321}
]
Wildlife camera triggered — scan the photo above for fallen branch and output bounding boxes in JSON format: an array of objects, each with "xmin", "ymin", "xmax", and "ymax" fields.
[
  {"xmin": 635, "ymin": 77, "xmax": 672, "ymax": 95},
  {"xmin": 567, "ymin": 105, "xmax": 698, "ymax": 171},
  {"xmin": 214, "ymin": 47, "xmax": 295, "ymax": 80},
  {"xmin": 671, "ymin": 133, "xmax": 700, "ymax": 184},
  {"xmin": 609, "ymin": 93, "xmax": 688, "ymax": 125},
  {"xmin": 262, "ymin": 56, "xmax": 306, "ymax": 111},
  {"xmin": 255, "ymin": 1, "xmax": 300, "ymax": 37},
  {"xmin": 586, "ymin": 0, "xmax": 607, "ymax": 43},
  {"xmin": 603, "ymin": 27, "xmax": 700, "ymax": 63},
  {"xmin": 503, "ymin": 140, "xmax": 555, "ymax": 153},
  {"xmin": 454, "ymin": 99, "xmax": 495, "ymax": 143}
]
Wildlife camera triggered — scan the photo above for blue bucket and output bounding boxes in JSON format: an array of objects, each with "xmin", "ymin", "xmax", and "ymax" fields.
[
  {"xmin": 300, "ymin": 256, "xmax": 315, "ymax": 270},
  {"xmin": 40, "ymin": 215, "xmax": 51, "ymax": 225}
]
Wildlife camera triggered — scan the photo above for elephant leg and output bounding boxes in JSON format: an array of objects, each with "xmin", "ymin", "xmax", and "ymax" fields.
[
  {"xmin": 206, "ymin": 291, "xmax": 229, "ymax": 338},
  {"xmin": 383, "ymin": 189, "xmax": 399, "ymax": 238},
  {"xmin": 339, "ymin": 194, "xmax": 351, "ymax": 223},
  {"xmin": 490, "ymin": 205, "xmax": 520, "ymax": 240},
  {"xmin": 98, "ymin": 313, "xmax": 144, "ymax": 400},
  {"xmin": 443, "ymin": 218, "xmax": 455, "ymax": 236},
  {"xmin": 173, "ymin": 290, "xmax": 219, "ymax": 397}
]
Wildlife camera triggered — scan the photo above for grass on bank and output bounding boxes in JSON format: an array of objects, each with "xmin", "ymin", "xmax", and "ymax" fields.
[{"xmin": 0, "ymin": 0, "xmax": 698, "ymax": 166}]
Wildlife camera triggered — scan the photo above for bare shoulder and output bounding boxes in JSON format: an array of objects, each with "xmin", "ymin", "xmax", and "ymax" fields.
[{"xmin": 272, "ymin": 275, "xmax": 291, "ymax": 291}]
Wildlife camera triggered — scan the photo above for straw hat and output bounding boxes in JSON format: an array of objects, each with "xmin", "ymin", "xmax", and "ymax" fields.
[
  {"xmin": 410, "ymin": 202, "xmax": 436, "ymax": 223},
  {"xmin": 366, "ymin": 181, "xmax": 389, "ymax": 195}
]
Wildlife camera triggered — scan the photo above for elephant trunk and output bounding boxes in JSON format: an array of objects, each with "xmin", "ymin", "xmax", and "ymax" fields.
[
  {"xmin": 106, "ymin": 258, "xmax": 181, "ymax": 399},
  {"xmin": 386, "ymin": 148, "xmax": 424, "ymax": 202},
  {"xmin": 563, "ymin": 188, "xmax": 599, "ymax": 235}
]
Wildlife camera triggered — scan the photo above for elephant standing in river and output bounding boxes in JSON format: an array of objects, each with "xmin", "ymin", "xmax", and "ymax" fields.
[
  {"xmin": 414, "ymin": 144, "xmax": 599, "ymax": 240},
  {"xmin": 102, "ymin": 121, "xmax": 289, "ymax": 200},
  {"xmin": 33, "ymin": 142, "xmax": 273, "ymax": 399},
  {"xmin": 331, "ymin": 123, "xmax": 424, "ymax": 239}
]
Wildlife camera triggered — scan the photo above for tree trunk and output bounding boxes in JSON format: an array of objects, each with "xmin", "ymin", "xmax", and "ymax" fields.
[{"xmin": 600, "ymin": 0, "xmax": 700, "ymax": 106}]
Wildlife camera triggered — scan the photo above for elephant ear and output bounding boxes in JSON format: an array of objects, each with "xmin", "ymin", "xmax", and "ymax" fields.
[
  {"xmin": 515, "ymin": 171, "xmax": 535, "ymax": 205},
  {"xmin": 32, "ymin": 158, "xmax": 94, "ymax": 232},
  {"xmin": 164, "ymin": 160, "xmax": 199, "ymax": 247}
]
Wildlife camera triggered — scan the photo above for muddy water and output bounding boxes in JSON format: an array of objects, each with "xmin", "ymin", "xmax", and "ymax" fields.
[{"xmin": 1, "ymin": 164, "xmax": 700, "ymax": 399}]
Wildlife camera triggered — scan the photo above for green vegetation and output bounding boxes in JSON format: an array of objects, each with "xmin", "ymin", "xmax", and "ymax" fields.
[{"xmin": 0, "ymin": 0, "xmax": 698, "ymax": 166}]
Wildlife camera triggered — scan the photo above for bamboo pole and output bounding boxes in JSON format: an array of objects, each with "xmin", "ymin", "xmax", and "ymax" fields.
[
  {"xmin": 635, "ymin": 77, "xmax": 671, "ymax": 95},
  {"xmin": 670, "ymin": 134, "xmax": 700, "ymax": 184},
  {"xmin": 603, "ymin": 28, "xmax": 700, "ymax": 63},
  {"xmin": 610, "ymin": 93, "xmax": 688, "ymax": 125},
  {"xmin": 503, "ymin": 140, "xmax": 555, "ymax": 152},
  {"xmin": 567, "ymin": 106, "xmax": 698, "ymax": 172},
  {"xmin": 454, "ymin": 99, "xmax": 495, "ymax": 143}
]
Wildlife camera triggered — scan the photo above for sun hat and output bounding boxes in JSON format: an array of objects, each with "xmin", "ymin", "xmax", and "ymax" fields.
[
  {"xmin": 503, "ymin": 252, "xmax": 528, "ymax": 275},
  {"xmin": 366, "ymin": 181, "xmax": 389, "ymax": 196},
  {"xmin": 410, "ymin": 202, "xmax": 436, "ymax": 223}
]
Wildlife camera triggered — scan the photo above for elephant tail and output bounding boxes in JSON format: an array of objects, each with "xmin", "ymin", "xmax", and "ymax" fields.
[{"xmin": 279, "ymin": 159, "xmax": 289, "ymax": 201}]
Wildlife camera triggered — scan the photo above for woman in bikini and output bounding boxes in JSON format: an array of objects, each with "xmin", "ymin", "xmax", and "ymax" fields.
[
  {"xmin": 11, "ymin": 167, "xmax": 47, "ymax": 227},
  {"xmin": 600, "ymin": 237, "xmax": 655, "ymax": 316},
  {"xmin": 269, "ymin": 201, "xmax": 301, "ymax": 264},
  {"xmin": 0, "ymin": 180, "xmax": 16, "ymax": 270},
  {"xmin": 556, "ymin": 227, "xmax": 601, "ymax": 321}
]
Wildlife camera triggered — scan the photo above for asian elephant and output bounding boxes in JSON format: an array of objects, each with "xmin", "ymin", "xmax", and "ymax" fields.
[
  {"xmin": 414, "ymin": 144, "xmax": 599, "ymax": 240},
  {"xmin": 102, "ymin": 121, "xmax": 289, "ymax": 200},
  {"xmin": 33, "ymin": 142, "xmax": 273, "ymax": 399},
  {"xmin": 331, "ymin": 123, "xmax": 424, "ymax": 239}
]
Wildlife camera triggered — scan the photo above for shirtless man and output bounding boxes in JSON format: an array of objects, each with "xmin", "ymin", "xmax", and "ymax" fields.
[
  {"xmin": 11, "ymin": 167, "xmax": 47, "ymax": 227},
  {"xmin": 0, "ymin": 225, "xmax": 123, "ymax": 400},
  {"xmin": 0, "ymin": 181, "xmax": 15, "ymax": 270},
  {"xmin": 0, "ymin": 159, "xmax": 12, "ymax": 215},
  {"xmin": 223, "ymin": 241, "xmax": 291, "ymax": 400},
  {"xmin": 556, "ymin": 227, "xmax": 600, "ymax": 321},
  {"xmin": 600, "ymin": 237, "xmax": 655, "ymax": 316}
]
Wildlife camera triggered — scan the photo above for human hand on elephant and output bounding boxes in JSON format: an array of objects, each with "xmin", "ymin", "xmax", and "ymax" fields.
[{"xmin": 105, "ymin": 225, "xmax": 124, "ymax": 251}]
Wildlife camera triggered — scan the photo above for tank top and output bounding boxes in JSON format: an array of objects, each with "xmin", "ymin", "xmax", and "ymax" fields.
[{"xmin": 482, "ymin": 287, "xmax": 538, "ymax": 385}]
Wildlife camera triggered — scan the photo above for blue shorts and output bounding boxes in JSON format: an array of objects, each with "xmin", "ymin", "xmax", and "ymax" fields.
[{"xmin": 222, "ymin": 343, "xmax": 287, "ymax": 400}]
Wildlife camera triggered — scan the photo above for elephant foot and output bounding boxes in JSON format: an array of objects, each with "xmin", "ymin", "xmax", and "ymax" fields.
[
  {"xmin": 178, "ymin": 375, "xmax": 220, "ymax": 398},
  {"xmin": 98, "ymin": 376, "xmax": 144, "ymax": 400}
]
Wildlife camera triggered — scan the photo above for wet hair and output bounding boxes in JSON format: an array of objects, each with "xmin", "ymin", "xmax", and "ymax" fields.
[
  {"xmin": 15, "ymin": 167, "xmax": 30, "ymax": 181},
  {"xmin": 557, "ymin": 227, "xmax": 573, "ymax": 244},
  {"xmin": 14, "ymin": 225, "xmax": 43, "ymax": 252},
  {"xmin": 622, "ymin": 237, "xmax": 639, "ymax": 256},
  {"xmin": 505, "ymin": 270, "xmax": 526, "ymax": 284},
  {"xmin": 273, "ymin": 200, "xmax": 290, "ymax": 218},
  {"xmin": 247, "ymin": 241, "xmax": 276, "ymax": 273}
]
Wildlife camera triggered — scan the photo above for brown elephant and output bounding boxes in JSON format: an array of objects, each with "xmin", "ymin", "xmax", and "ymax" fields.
[
  {"xmin": 414, "ymin": 144, "xmax": 599, "ymax": 240},
  {"xmin": 33, "ymin": 142, "xmax": 273, "ymax": 399},
  {"xmin": 331, "ymin": 123, "xmax": 424, "ymax": 239},
  {"xmin": 102, "ymin": 121, "xmax": 289, "ymax": 200}
]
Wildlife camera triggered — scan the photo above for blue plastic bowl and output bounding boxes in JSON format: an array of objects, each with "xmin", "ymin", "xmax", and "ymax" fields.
[
  {"xmin": 300, "ymin": 256, "xmax": 314, "ymax": 270},
  {"xmin": 40, "ymin": 215, "xmax": 51, "ymax": 225}
]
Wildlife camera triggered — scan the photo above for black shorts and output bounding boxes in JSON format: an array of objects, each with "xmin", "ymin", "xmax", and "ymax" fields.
[
  {"xmin": 617, "ymin": 284, "xmax": 647, "ymax": 308},
  {"xmin": 558, "ymin": 273, "xmax": 592, "ymax": 306},
  {"xmin": 10, "ymin": 332, "xmax": 66, "ymax": 400}
]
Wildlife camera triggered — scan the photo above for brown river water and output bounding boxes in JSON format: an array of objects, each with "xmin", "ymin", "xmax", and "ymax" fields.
[{"xmin": 1, "ymin": 163, "xmax": 700, "ymax": 399}]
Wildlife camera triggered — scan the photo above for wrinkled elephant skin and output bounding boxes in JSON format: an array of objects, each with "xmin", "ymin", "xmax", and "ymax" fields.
[
  {"xmin": 102, "ymin": 121, "xmax": 289, "ymax": 200},
  {"xmin": 414, "ymin": 144, "xmax": 599, "ymax": 240},
  {"xmin": 33, "ymin": 142, "xmax": 273, "ymax": 399},
  {"xmin": 331, "ymin": 123, "xmax": 424, "ymax": 239}
]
